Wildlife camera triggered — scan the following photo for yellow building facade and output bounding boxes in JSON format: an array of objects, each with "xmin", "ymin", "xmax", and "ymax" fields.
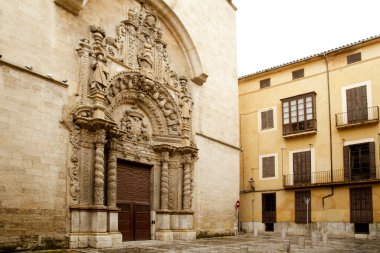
[{"xmin": 239, "ymin": 36, "xmax": 380, "ymax": 238}]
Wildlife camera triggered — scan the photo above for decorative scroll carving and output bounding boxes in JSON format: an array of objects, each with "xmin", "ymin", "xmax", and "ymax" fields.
[
  {"xmin": 69, "ymin": 123, "xmax": 81, "ymax": 204},
  {"xmin": 80, "ymin": 147, "xmax": 91, "ymax": 204},
  {"xmin": 76, "ymin": 39, "xmax": 91, "ymax": 104},
  {"xmin": 168, "ymin": 162, "xmax": 179, "ymax": 210}
]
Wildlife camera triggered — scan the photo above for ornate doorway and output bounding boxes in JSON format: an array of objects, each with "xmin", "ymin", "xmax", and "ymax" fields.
[
  {"xmin": 64, "ymin": 3, "xmax": 199, "ymax": 248},
  {"xmin": 117, "ymin": 161, "xmax": 151, "ymax": 241}
]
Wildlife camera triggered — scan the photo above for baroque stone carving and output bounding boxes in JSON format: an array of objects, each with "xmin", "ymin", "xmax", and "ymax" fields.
[
  {"xmin": 64, "ymin": 3, "xmax": 199, "ymax": 212},
  {"xmin": 120, "ymin": 106, "xmax": 150, "ymax": 141}
]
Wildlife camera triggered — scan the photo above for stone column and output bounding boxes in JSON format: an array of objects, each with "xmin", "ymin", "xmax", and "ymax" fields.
[
  {"xmin": 94, "ymin": 129, "xmax": 106, "ymax": 206},
  {"xmin": 107, "ymin": 150, "xmax": 117, "ymax": 208},
  {"xmin": 160, "ymin": 151, "xmax": 170, "ymax": 210},
  {"xmin": 182, "ymin": 153, "xmax": 193, "ymax": 210}
]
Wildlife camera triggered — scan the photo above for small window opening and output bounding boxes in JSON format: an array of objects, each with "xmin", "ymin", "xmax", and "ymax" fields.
[
  {"xmin": 292, "ymin": 69, "xmax": 304, "ymax": 80},
  {"xmin": 354, "ymin": 223, "xmax": 369, "ymax": 234},
  {"xmin": 347, "ymin": 52, "xmax": 361, "ymax": 64}
]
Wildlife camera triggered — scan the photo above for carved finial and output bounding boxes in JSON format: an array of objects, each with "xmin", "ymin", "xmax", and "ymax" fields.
[{"xmin": 90, "ymin": 25, "xmax": 106, "ymax": 38}]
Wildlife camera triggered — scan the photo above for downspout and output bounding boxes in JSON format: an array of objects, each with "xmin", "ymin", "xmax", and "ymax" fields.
[{"xmin": 322, "ymin": 53, "xmax": 334, "ymax": 207}]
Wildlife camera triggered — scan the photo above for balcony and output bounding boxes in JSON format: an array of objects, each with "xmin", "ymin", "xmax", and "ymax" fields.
[
  {"xmin": 335, "ymin": 106, "xmax": 379, "ymax": 129},
  {"xmin": 282, "ymin": 119, "xmax": 317, "ymax": 138},
  {"xmin": 283, "ymin": 168, "xmax": 380, "ymax": 188}
]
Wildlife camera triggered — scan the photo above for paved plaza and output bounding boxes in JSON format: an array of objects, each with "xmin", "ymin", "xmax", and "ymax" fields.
[{"xmin": 24, "ymin": 234, "xmax": 380, "ymax": 253}]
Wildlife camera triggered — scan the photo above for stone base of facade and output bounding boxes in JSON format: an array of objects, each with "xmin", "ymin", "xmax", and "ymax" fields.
[
  {"xmin": 155, "ymin": 210, "xmax": 196, "ymax": 241},
  {"xmin": 241, "ymin": 221, "xmax": 380, "ymax": 238},
  {"xmin": 69, "ymin": 232, "xmax": 122, "ymax": 248}
]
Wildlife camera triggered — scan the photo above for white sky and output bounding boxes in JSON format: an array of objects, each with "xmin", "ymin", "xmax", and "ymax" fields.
[{"xmin": 234, "ymin": 0, "xmax": 380, "ymax": 77}]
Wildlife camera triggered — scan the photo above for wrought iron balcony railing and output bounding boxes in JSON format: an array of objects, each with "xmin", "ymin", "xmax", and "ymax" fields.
[
  {"xmin": 335, "ymin": 106, "xmax": 379, "ymax": 128},
  {"xmin": 283, "ymin": 168, "xmax": 380, "ymax": 187}
]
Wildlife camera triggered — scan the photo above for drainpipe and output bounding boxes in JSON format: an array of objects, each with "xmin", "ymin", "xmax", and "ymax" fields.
[{"xmin": 322, "ymin": 54, "xmax": 335, "ymax": 205}]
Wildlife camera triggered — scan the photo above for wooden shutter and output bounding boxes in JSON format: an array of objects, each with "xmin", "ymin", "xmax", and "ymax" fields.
[
  {"xmin": 263, "ymin": 156, "xmax": 275, "ymax": 178},
  {"xmin": 261, "ymin": 111, "xmax": 268, "ymax": 130},
  {"xmin": 346, "ymin": 86, "xmax": 367, "ymax": 123},
  {"xmin": 350, "ymin": 187, "xmax": 373, "ymax": 223},
  {"xmin": 268, "ymin": 109, "xmax": 274, "ymax": 128},
  {"xmin": 292, "ymin": 69, "xmax": 304, "ymax": 80},
  {"xmin": 295, "ymin": 191, "xmax": 311, "ymax": 224},
  {"xmin": 369, "ymin": 142, "xmax": 376, "ymax": 179},
  {"xmin": 343, "ymin": 145, "xmax": 350, "ymax": 181},
  {"xmin": 260, "ymin": 78, "xmax": 270, "ymax": 89},
  {"xmin": 347, "ymin": 52, "xmax": 361, "ymax": 64},
  {"xmin": 293, "ymin": 151, "xmax": 311, "ymax": 184}
]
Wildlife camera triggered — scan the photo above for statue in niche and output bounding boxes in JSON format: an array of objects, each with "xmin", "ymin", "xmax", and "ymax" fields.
[
  {"xmin": 90, "ymin": 54, "xmax": 110, "ymax": 91},
  {"xmin": 178, "ymin": 76, "xmax": 192, "ymax": 120}
]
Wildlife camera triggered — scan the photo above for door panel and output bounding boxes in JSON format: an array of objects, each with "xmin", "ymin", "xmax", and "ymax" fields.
[
  {"xmin": 117, "ymin": 161, "xmax": 151, "ymax": 241},
  {"xmin": 293, "ymin": 151, "xmax": 311, "ymax": 184},
  {"xmin": 350, "ymin": 187, "xmax": 373, "ymax": 223},
  {"xmin": 262, "ymin": 193, "xmax": 276, "ymax": 223}
]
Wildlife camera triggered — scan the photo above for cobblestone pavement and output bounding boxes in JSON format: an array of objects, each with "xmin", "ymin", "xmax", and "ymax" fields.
[{"xmin": 26, "ymin": 234, "xmax": 380, "ymax": 253}]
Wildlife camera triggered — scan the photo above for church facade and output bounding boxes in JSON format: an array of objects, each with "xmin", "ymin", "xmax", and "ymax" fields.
[{"xmin": 0, "ymin": 0, "xmax": 239, "ymax": 250}]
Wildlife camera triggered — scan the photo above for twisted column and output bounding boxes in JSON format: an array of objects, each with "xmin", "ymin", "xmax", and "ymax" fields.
[
  {"xmin": 160, "ymin": 151, "xmax": 170, "ymax": 210},
  {"xmin": 107, "ymin": 150, "xmax": 117, "ymax": 208},
  {"xmin": 182, "ymin": 153, "xmax": 193, "ymax": 210},
  {"xmin": 94, "ymin": 130, "xmax": 106, "ymax": 206}
]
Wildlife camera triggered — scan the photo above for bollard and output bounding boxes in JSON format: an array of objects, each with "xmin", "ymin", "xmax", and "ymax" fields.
[
  {"xmin": 322, "ymin": 233, "xmax": 328, "ymax": 245},
  {"xmin": 281, "ymin": 230, "xmax": 286, "ymax": 239},
  {"xmin": 253, "ymin": 230, "xmax": 258, "ymax": 237},
  {"xmin": 240, "ymin": 246, "xmax": 248, "ymax": 253},
  {"xmin": 282, "ymin": 240, "xmax": 290, "ymax": 253},
  {"xmin": 298, "ymin": 236, "xmax": 305, "ymax": 248},
  {"xmin": 311, "ymin": 231, "xmax": 318, "ymax": 246}
]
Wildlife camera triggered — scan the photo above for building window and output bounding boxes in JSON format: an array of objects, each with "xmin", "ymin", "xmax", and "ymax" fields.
[
  {"xmin": 295, "ymin": 191, "xmax": 311, "ymax": 224},
  {"xmin": 292, "ymin": 68, "xmax": 304, "ymax": 80},
  {"xmin": 343, "ymin": 141, "xmax": 376, "ymax": 181},
  {"xmin": 281, "ymin": 92, "xmax": 316, "ymax": 135},
  {"xmin": 262, "ymin": 193, "xmax": 276, "ymax": 223},
  {"xmin": 350, "ymin": 187, "xmax": 373, "ymax": 234},
  {"xmin": 259, "ymin": 154, "xmax": 278, "ymax": 179},
  {"xmin": 261, "ymin": 110, "xmax": 274, "ymax": 130},
  {"xmin": 347, "ymin": 52, "xmax": 361, "ymax": 64},
  {"xmin": 260, "ymin": 78, "xmax": 271, "ymax": 89},
  {"xmin": 258, "ymin": 106, "xmax": 277, "ymax": 132}
]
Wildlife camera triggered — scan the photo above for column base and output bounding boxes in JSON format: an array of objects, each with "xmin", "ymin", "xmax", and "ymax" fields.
[{"xmin": 88, "ymin": 234, "xmax": 112, "ymax": 248}]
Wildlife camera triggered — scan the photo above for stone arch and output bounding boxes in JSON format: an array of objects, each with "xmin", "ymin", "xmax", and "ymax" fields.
[{"xmin": 105, "ymin": 71, "xmax": 182, "ymax": 136}]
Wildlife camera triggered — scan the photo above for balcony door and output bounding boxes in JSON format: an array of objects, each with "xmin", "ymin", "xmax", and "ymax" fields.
[
  {"xmin": 346, "ymin": 85, "xmax": 368, "ymax": 123},
  {"xmin": 293, "ymin": 151, "xmax": 311, "ymax": 184}
]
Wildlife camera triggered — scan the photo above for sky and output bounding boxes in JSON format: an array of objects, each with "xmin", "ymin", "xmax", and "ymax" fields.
[{"xmin": 234, "ymin": 0, "xmax": 380, "ymax": 77}]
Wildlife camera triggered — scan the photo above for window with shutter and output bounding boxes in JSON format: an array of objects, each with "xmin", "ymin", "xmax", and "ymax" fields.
[
  {"xmin": 292, "ymin": 69, "xmax": 304, "ymax": 80},
  {"xmin": 295, "ymin": 191, "xmax": 311, "ymax": 224},
  {"xmin": 346, "ymin": 85, "xmax": 368, "ymax": 123},
  {"xmin": 260, "ymin": 78, "xmax": 271, "ymax": 89},
  {"xmin": 344, "ymin": 142, "xmax": 375, "ymax": 181},
  {"xmin": 347, "ymin": 52, "xmax": 361, "ymax": 64},
  {"xmin": 260, "ymin": 109, "xmax": 274, "ymax": 130},
  {"xmin": 293, "ymin": 151, "xmax": 311, "ymax": 184},
  {"xmin": 262, "ymin": 156, "xmax": 275, "ymax": 178},
  {"xmin": 281, "ymin": 92, "xmax": 316, "ymax": 135}
]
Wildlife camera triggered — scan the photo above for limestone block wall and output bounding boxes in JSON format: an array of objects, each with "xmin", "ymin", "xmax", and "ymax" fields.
[
  {"xmin": 170, "ymin": 0, "xmax": 239, "ymax": 236},
  {"xmin": 0, "ymin": 66, "xmax": 69, "ymax": 250}
]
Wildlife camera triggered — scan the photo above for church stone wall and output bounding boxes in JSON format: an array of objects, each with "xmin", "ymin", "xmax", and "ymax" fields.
[
  {"xmin": 0, "ymin": 0, "xmax": 239, "ymax": 248},
  {"xmin": 0, "ymin": 66, "xmax": 69, "ymax": 250},
  {"xmin": 169, "ymin": 0, "xmax": 240, "ymax": 236}
]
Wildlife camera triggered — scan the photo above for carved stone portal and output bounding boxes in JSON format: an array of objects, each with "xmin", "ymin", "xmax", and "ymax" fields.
[{"xmin": 63, "ymin": 2, "xmax": 198, "ymax": 248}]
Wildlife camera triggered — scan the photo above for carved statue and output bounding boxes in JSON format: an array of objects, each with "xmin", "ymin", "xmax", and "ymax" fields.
[{"xmin": 90, "ymin": 54, "xmax": 110, "ymax": 91}]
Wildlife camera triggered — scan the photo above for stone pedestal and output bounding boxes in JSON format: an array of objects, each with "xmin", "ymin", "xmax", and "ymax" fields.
[
  {"xmin": 88, "ymin": 234, "xmax": 112, "ymax": 248},
  {"xmin": 155, "ymin": 211, "xmax": 196, "ymax": 241}
]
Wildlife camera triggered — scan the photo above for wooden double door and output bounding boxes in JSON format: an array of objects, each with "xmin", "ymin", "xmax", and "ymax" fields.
[{"xmin": 117, "ymin": 161, "xmax": 151, "ymax": 241}]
